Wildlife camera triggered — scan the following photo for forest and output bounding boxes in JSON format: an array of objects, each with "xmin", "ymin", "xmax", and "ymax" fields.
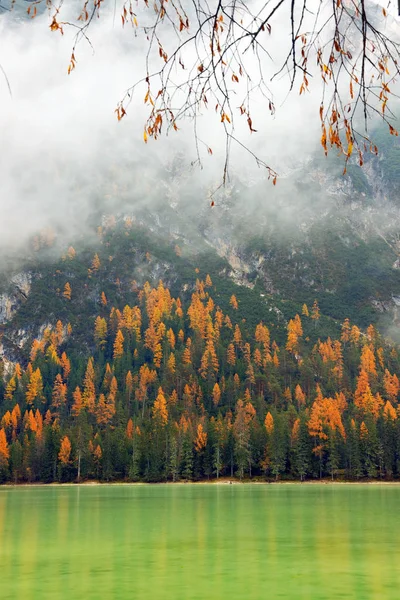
[{"xmin": 1, "ymin": 241, "xmax": 400, "ymax": 485}]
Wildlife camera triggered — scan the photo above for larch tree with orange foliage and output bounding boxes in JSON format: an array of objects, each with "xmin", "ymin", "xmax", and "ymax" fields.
[
  {"xmin": 360, "ymin": 344, "xmax": 377, "ymax": 378},
  {"xmin": 152, "ymin": 388, "xmax": 168, "ymax": 428},
  {"xmin": 230, "ymin": 295, "xmax": 239, "ymax": 310},
  {"xmin": 58, "ymin": 435, "xmax": 72, "ymax": 466},
  {"xmin": 233, "ymin": 324, "xmax": 242, "ymax": 347},
  {"xmin": 194, "ymin": 423, "xmax": 208, "ymax": 453},
  {"xmin": 286, "ymin": 318, "xmax": 300, "ymax": 355},
  {"xmin": 82, "ymin": 358, "xmax": 96, "ymax": 413},
  {"xmin": 384, "ymin": 369, "xmax": 400, "ymax": 403},
  {"xmin": 350, "ymin": 325, "xmax": 361, "ymax": 345},
  {"xmin": 26, "ymin": 368, "xmax": 44, "ymax": 405},
  {"xmin": 354, "ymin": 369, "xmax": 382, "ymax": 419},
  {"xmin": 72, "ymin": 387, "xmax": 83, "ymax": 417},
  {"xmin": 226, "ymin": 343, "xmax": 236, "ymax": 368},
  {"xmin": 113, "ymin": 329, "xmax": 125, "ymax": 360},
  {"xmin": 295, "ymin": 384, "xmax": 306, "ymax": 411},
  {"xmin": 96, "ymin": 392, "xmax": 116, "ymax": 427},
  {"xmin": 341, "ymin": 318, "xmax": 351, "ymax": 344},
  {"xmin": 91, "ymin": 253, "xmax": 101, "ymax": 272},
  {"xmin": 212, "ymin": 382, "xmax": 221, "ymax": 406},
  {"xmin": 63, "ymin": 282, "xmax": 72, "ymax": 300},
  {"xmin": 94, "ymin": 317, "xmax": 108, "ymax": 350},
  {"xmin": 0, "ymin": 428, "xmax": 10, "ymax": 478},
  {"xmin": 199, "ymin": 340, "xmax": 219, "ymax": 381}
]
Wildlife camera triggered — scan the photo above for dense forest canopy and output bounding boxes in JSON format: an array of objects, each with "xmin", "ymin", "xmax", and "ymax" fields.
[{"xmin": 1, "ymin": 225, "xmax": 400, "ymax": 484}]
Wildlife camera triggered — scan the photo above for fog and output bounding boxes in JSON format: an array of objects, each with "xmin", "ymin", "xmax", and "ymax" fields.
[{"xmin": 0, "ymin": 0, "xmax": 398, "ymax": 258}]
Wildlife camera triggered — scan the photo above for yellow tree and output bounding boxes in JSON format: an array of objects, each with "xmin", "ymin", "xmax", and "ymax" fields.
[
  {"xmin": 167, "ymin": 353, "xmax": 176, "ymax": 375},
  {"xmin": 126, "ymin": 418, "xmax": 134, "ymax": 439},
  {"xmin": 383, "ymin": 400, "xmax": 397, "ymax": 421},
  {"xmin": 182, "ymin": 338, "xmax": 192, "ymax": 366},
  {"xmin": 230, "ymin": 295, "xmax": 239, "ymax": 310},
  {"xmin": 286, "ymin": 318, "xmax": 301, "ymax": 354},
  {"xmin": 144, "ymin": 320, "xmax": 164, "ymax": 368},
  {"xmin": 0, "ymin": 428, "xmax": 10, "ymax": 470},
  {"xmin": 72, "ymin": 387, "xmax": 83, "ymax": 417},
  {"xmin": 102, "ymin": 363, "xmax": 113, "ymax": 391},
  {"xmin": 383, "ymin": 369, "xmax": 400, "ymax": 403},
  {"xmin": 58, "ymin": 436, "xmax": 72, "ymax": 465},
  {"xmin": 226, "ymin": 343, "xmax": 236, "ymax": 368},
  {"xmin": 167, "ymin": 328, "xmax": 176, "ymax": 349},
  {"xmin": 255, "ymin": 322, "xmax": 271, "ymax": 364},
  {"xmin": 152, "ymin": 387, "xmax": 168, "ymax": 427},
  {"xmin": 264, "ymin": 412, "xmax": 274, "ymax": 435},
  {"xmin": 63, "ymin": 282, "xmax": 72, "ymax": 300},
  {"xmin": 66, "ymin": 246, "xmax": 76, "ymax": 260},
  {"xmin": 212, "ymin": 382, "xmax": 221, "ymax": 406},
  {"xmin": 253, "ymin": 347, "xmax": 262, "ymax": 368},
  {"xmin": 341, "ymin": 318, "xmax": 351, "ymax": 344},
  {"xmin": 60, "ymin": 352, "xmax": 71, "ymax": 380},
  {"xmin": 113, "ymin": 329, "xmax": 125, "ymax": 359},
  {"xmin": 199, "ymin": 340, "xmax": 219, "ymax": 380},
  {"xmin": 233, "ymin": 324, "xmax": 242, "ymax": 346},
  {"xmin": 360, "ymin": 345, "xmax": 377, "ymax": 378},
  {"xmin": 194, "ymin": 423, "xmax": 208, "ymax": 452},
  {"xmin": 26, "ymin": 368, "xmax": 44, "ymax": 405},
  {"xmin": 354, "ymin": 369, "xmax": 382, "ymax": 419},
  {"xmin": 350, "ymin": 325, "xmax": 361, "ymax": 345},
  {"xmin": 5, "ymin": 376, "xmax": 16, "ymax": 402},
  {"xmin": 94, "ymin": 316, "xmax": 108, "ymax": 350},
  {"xmin": 295, "ymin": 384, "xmax": 306, "ymax": 410},
  {"xmin": 91, "ymin": 253, "xmax": 101, "ymax": 272},
  {"xmin": 82, "ymin": 358, "xmax": 96, "ymax": 413},
  {"xmin": 96, "ymin": 392, "xmax": 116, "ymax": 426}
]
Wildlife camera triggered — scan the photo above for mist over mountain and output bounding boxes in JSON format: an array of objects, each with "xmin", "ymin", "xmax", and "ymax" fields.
[{"xmin": 1, "ymin": 0, "xmax": 400, "ymax": 350}]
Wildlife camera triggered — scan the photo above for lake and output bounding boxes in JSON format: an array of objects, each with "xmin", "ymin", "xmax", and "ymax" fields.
[{"xmin": 0, "ymin": 483, "xmax": 398, "ymax": 599}]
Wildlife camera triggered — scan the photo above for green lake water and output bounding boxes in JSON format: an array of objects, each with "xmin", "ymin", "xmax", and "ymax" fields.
[{"xmin": 0, "ymin": 483, "xmax": 398, "ymax": 599}]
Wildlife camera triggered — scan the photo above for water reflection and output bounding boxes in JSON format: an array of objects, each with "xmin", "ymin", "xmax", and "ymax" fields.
[{"xmin": 0, "ymin": 484, "xmax": 400, "ymax": 599}]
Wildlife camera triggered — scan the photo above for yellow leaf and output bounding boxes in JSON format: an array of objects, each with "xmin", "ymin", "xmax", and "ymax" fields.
[
  {"xmin": 143, "ymin": 130, "xmax": 148, "ymax": 143},
  {"xmin": 347, "ymin": 141, "xmax": 353, "ymax": 156}
]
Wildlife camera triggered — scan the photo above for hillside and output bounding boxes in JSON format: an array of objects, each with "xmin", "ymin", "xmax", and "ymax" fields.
[
  {"xmin": 0, "ymin": 216, "xmax": 399, "ymax": 482},
  {"xmin": 0, "ymin": 126, "xmax": 400, "ymax": 482}
]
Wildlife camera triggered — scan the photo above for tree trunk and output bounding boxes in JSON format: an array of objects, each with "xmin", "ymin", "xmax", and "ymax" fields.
[{"xmin": 77, "ymin": 450, "xmax": 81, "ymax": 482}]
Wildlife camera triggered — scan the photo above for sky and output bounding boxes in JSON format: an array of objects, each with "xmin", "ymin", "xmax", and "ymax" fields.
[
  {"xmin": 0, "ymin": 0, "xmax": 398, "ymax": 256},
  {"xmin": 0, "ymin": 1, "xmax": 325, "ymax": 252}
]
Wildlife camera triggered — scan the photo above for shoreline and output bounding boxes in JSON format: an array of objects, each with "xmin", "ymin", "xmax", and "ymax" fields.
[{"xmin": 2, "ymin": 478, "xmax": 400, "ymax": 487}]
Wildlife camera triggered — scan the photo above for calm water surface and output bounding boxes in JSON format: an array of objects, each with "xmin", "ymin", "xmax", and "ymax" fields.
[{"xmin": 0, "ymin": 484, "xmax": 398, "ymax": 599}]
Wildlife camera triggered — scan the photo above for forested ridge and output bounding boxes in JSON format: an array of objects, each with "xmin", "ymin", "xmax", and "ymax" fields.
[{"xmin": 1, "ymin": 234, "xmax": 400, "ymax": 484}]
